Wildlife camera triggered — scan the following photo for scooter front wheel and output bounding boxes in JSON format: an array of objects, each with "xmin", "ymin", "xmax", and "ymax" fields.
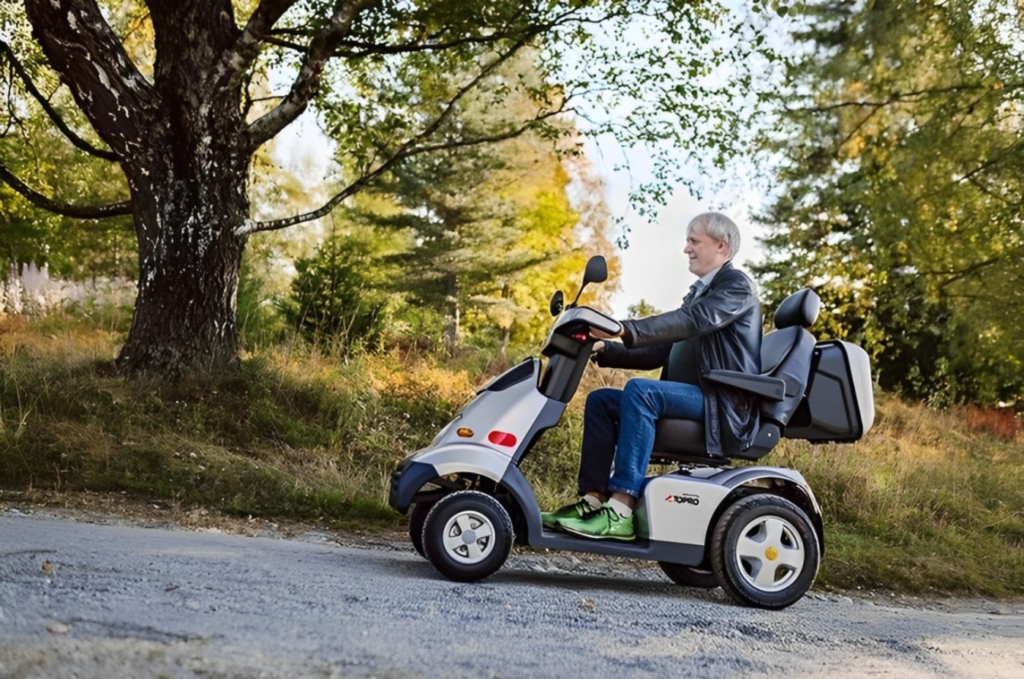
[{"xmin": 422, "ymin": 491, "xmax": 514, "ymax": 582}]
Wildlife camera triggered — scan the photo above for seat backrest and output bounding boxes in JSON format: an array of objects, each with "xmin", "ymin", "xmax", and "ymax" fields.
[
  {"xmin": 758, "ymin": 288, "xmax": 820, "ymax": 427},
  {"xmin": 735, "ymin": 289, "xmax": 820, "ymax": 460}
]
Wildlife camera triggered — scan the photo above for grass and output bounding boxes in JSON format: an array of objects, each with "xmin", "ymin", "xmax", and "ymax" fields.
[
  {"xmin": 2, "ymin": 313, "xmax": 1023, "ymax": 596},
  {"xmin": 0, "ymin": 313, "xmax": 466, "ymax": 529}
]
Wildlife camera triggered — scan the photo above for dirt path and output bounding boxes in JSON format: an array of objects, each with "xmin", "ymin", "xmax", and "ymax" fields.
[{"xmin": 1, "ymin": 507, "xmax": 1023, "ymax": 679}]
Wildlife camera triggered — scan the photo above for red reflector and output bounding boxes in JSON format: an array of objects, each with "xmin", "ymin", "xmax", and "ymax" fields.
[
  {"xmin": 487, "ymin": 431, "xmax": 518, "ymax": 447},
  {"xmin": 571, "ymin": 332, "xmax": 589, "ymax": 342}
]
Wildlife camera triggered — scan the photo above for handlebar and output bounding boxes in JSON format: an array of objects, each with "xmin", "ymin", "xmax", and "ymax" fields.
[
  {"xmin": 549, "ymin": 306, "xmax": 622, "ymax": 338},
  {"xmin": 542, "ymin": 306, "xmax": 621, "ymax": 360}
]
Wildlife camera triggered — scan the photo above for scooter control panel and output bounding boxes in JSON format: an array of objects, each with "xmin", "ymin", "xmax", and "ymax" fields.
[{"xmin": 551, "ymin": 306, "xmax": 622, "ymax": 337}]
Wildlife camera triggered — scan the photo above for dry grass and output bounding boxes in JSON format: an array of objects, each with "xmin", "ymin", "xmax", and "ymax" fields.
[
  {"xmin": 0, "ymin": 315, "xmax": 466, "ymax": 527},
  {"xmin": 1, "ymin": 314, "xmax": 1023, "ymax": 595},
  {"xmin": 770, "ymin": 394, "xmax": 1024, "ymax": 594}
]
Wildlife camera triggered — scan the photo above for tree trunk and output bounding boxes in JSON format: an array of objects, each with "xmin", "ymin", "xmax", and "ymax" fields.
[
  {"xmin": 116, "ymin": 154, "xmax": 249, "ymax": 375},
  {"xmin": 24, "ymin": 0, "xmax": 254, "ymax": 375},
  {"xmin": 113, "ymin": 7, "xmax": 251, "ymax": 375},
  {"xmin": 443, "ymin": 271, "xmax": 460, "ymax": 357}
]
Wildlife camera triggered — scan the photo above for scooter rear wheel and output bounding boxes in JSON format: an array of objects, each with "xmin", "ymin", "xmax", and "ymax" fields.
[
  {"xmin": 408, "ymin": 501, "xmax": 436, "ymax": 558},
  {"xmin": 711, "ymin": 494, "xmax": 820, "ymax": 610},
  {"xmin": 657, "ymin": 562, "xmax": 719, "ymax": 588},
  {"xmin": 422, "ymin": 491, "xmax": 514, "ymax": 582}
]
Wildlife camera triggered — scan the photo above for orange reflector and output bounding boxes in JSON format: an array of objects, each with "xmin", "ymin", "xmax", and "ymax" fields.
[
  {"xmin": 456, "ymin": 428, "xmax": 474, "ymax": 438},
  {"xmin": 488, "ymin": 431, "xmax": 518, "ymax": 447}
]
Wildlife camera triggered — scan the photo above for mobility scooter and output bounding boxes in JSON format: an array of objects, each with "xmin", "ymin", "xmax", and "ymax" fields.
[{"xmin": 389, "ymin": 256, "xmax": 874, "ymax": 609}]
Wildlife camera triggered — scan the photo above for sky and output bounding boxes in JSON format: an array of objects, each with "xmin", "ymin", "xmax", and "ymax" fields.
[{"xmin": 585, "ymin": 138, "xmax": 767, "ymax": 317}]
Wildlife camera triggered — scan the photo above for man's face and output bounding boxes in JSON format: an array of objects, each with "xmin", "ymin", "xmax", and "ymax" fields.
[{"xmin": 684, "ymin": 226, "xmax": 730, "ymax": 278}]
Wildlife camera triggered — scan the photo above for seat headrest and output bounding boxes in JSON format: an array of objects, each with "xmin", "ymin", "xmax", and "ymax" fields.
[{"xmin": 774, "ymin": 288, "xmax": 820, "ymax": 329}]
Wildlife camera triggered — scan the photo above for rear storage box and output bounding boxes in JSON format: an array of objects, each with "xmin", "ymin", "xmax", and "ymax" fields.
[{"xmin": 784, "ymin": 340, "xmax": 875, "ymax": 442}]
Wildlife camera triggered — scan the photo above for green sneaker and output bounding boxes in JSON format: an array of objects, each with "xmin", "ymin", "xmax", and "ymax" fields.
[
  {"xmin": 541, "ymin": 499, "xmax": 596, "ymax": 529},
  {"xmin": 557, "ymin": 504, "xmax": 636, "ymax": 541}
]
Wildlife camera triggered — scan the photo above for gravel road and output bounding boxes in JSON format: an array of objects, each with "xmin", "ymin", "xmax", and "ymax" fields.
[{"xmin": 1, "ymin": 510, "xmax": 1022, "ymax": 679}]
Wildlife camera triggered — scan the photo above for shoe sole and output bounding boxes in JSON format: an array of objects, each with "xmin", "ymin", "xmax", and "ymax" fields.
[
  {"xmin": 558, "ymin": 525, "xmax": 635, "ymax": 541},
  {"xmin": 542, "ymin": 510, "xmax": 586, "ymax": 531}
]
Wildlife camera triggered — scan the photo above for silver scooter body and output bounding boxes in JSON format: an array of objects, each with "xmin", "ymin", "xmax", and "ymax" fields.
[{"xmin": 389, "ymin": 306, "xmax": 823, "ymax": 568}]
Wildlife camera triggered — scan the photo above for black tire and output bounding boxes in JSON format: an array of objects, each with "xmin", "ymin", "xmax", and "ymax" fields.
[
  {"xmin": 710, "ymin": 494, "xmax": 820, "ymax": 610},
  {"xmin": 408, "ymin": 501, "xmax": 436, "ymax": 558},
  {"xmin": 421, "ymin": 490, "xmax": 514, "ymax": 583},
  {"xmin": 657, "ymin": 562, "xmax": 719, "ymax": 589}
]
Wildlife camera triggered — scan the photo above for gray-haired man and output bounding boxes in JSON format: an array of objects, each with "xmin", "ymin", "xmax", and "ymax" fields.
[{"xmin": 543, "ymin": 212, "xmax": 763, "ymax": 540}]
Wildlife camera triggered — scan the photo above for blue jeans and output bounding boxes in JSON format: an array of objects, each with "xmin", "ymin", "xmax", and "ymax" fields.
[{"xmin": 578, "ymin": 379, "xmax": 705, "ymax": 498}]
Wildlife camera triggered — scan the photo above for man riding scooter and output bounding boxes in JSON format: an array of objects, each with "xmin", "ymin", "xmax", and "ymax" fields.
[{"xmin": 542, "ymin": 212, "xmax": 763, "ymax": 540}]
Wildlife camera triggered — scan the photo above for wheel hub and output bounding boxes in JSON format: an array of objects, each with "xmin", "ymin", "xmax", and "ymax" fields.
[
  {"xmin": 734, "ymin": 515, "xmax": 805, "ymax": 593},
  {"xmin": 442, "ymin": 510, "xmax": 495, "ymax": 565}
]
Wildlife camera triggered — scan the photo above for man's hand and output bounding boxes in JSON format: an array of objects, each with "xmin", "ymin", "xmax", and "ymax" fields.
[
  {"xmin": 589, "ymin": 327, "xmax": 621, "ymax": 340},
  {"xmin": 592, "ymin": 340, "xmax": 605, "ymax": 354}
]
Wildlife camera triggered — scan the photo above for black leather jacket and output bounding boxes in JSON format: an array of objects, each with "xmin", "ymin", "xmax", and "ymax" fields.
[{"xmin": 596, "ymin": 261, "xmax": 762, "ymax": 455}]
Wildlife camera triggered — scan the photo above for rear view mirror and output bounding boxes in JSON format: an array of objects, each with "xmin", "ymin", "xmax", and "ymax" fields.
[
  {"xmin": 550, "ymin": 290, "xmax": 564, "ymax": 316},
  {"xmin": 583, "ymin": 256, "xmax": 608, "ymax": 285},
  {"xmin": 569, "ymin": 255, "xmax": 609, "ymax": 309}
]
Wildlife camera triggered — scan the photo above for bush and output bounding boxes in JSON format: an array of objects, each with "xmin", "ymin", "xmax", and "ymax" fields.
[{"xmin": 281, "ymin": 235, "xmax": 391, "ymax": 354}]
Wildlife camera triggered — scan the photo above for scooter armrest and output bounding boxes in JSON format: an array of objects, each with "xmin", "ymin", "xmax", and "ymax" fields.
[{"xmin": 704, "ymin": 370, "xmax": 785, "ymax": 401}]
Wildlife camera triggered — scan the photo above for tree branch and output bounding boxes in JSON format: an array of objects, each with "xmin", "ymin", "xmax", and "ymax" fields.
[
  {"xmin": 0, "ymin": 39, "xmax": 119, "ymax": 161},
  {"xmin": 966, "ymin": 175, "xmax": 1021, "ymax": 207},
  {"xmin": 0, "ymin": 158, "xmax": 131, "ymax": 219},
  {"xmin": 245, "ymin": 0, "xmax": 379, "ymax": 151},
  {"xmin": 24, "ymin": 0, "xmax": 155, "ymax": 159},
  {"xmin": 266, "ymin": 12, "xmax": 525, "ymax": 60},
  {"xmin": 241, "ymin": 106, "xmax": 567, "ymax": 236},
  {"xmin": 787, "ymin": 81, "xmax": 1024, "ymax": 113},
  {"xmin": 925, "ymin": 256, "xmax": 1003, "ymax": 291},
  {"xmin": 953, "ymin": 141, "xmax": 1024, "ymax": 186},
  {"xmin": 241, "ymin": 27, "xmax": 555, "ymax": 235},
  {"xmin": 211, "ymin": 0, "xmax": 299, "ymax": 93}
]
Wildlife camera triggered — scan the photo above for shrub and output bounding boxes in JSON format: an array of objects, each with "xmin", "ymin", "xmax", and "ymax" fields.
[{"xmin": 281, "ymin": 236, "xmax": 390, "ymax": 354}]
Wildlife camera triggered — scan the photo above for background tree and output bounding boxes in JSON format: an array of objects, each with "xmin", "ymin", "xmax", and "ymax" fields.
[
  {"xmin": 321, "ymin": 120, "xmax": 618, "ymax": 355},
  {"xmin": 0, "ymin": 33, "xmax": 135, "ymax": 283},
  {"xmin": 0, "ymin": 0, "xmax": 769, "ymax": 375},
  {"xmin": 354, "ymin": 143, "xmax": 540, "ymax": 355},
  {"xmin": 281, "ymin": 224, "xmax": 392, "ymax": 352},
  {"xmin": 753, "ymin": 0, "xmax": 1024, "ymax": 405},
  {"xmin": 626, "ymin": 299, "xmax": 661, "ymax": 320},
  {"xmin": 470, "ymin": 151, "xmax": 621, "ymax": 353}
]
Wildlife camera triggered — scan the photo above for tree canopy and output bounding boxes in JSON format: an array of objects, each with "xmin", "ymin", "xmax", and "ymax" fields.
[
  {"xmin": 753, "ymin": 0, "xmax": 1024, "ymax": 406},
  {"xmin": 0, "ymin": 0, "xmax": 770, "ymax": 374}
]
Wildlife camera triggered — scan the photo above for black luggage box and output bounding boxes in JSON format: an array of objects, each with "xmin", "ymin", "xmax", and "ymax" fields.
[{"xmin": 784, "ymin": 340, "xmax": 875, "ymax": 442}]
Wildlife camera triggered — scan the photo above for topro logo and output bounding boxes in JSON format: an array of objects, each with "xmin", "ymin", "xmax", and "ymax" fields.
[{"xmin": 664, "ymin": 494, "xmax": 700, "ymax": 506}]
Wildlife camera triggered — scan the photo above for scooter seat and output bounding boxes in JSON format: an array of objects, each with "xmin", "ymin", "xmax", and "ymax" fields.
[
  {"xmin": 650, "ymin": 418, "xmax": 726, "ymax": 464},
  {"xmin": 648, "ymin": 288, "xmax": 822, "ymax": 466}
]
